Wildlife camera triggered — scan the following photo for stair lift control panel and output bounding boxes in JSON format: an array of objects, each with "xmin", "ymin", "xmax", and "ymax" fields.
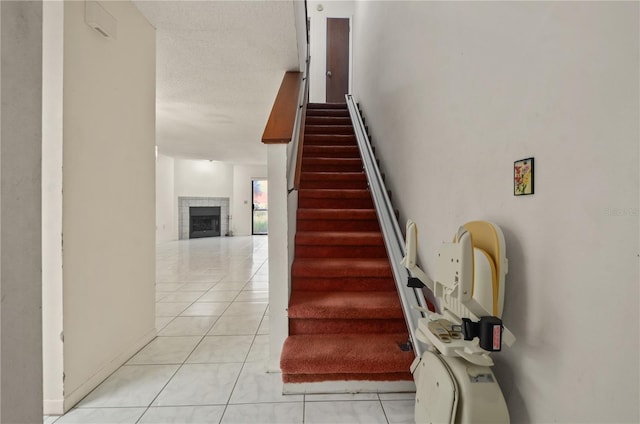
[{"xmin": 402, "ymin": 220, "xmax": 516, "ymax": 424}]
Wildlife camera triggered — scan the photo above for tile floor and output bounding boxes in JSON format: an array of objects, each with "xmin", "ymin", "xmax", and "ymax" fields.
[{"xmin": 45, "ymin": 236, "xmax": 414, "ymax": 424}]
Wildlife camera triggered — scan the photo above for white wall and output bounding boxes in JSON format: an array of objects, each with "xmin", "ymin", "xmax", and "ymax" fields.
[
  {"xmin": 156, "ymin": 153, "xmax": 175, "ymax": 241},
  {"xmin": 61, "ymin": 0, "xmax": 156, "ymax": 410},
  {"xmin": 352, "ymin": 2, "xmax": 639, "ymax": 423},
  {"xmin": 307, "ymin": 1, "xmax": 354, "ymax": 103},
  {"xmin": 232, "ymin": 164, "xmax": 267, "ymax": 236},
  {"xmin": 174, "ymin": 158, "xmax": 234, "ymax": 199},
  {"xmin": 0, "ymin": 2, "xmax": 43, "ymax": 422}
]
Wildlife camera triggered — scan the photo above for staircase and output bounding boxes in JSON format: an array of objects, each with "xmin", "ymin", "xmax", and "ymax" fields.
[{"xmin": 280, "ymin": 103, "xmax": 415, "ymax": 392}]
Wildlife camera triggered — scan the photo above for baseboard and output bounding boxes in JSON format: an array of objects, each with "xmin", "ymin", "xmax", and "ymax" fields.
[
  {"xmin": 60, "ymin": 328, "xmax": 157, "ymax": 413},
  {"xmin": 43, "ymin": 399, "xmax": 65, "ymax": 416},
  {"xmin": 283, "ymin": 379, "xmax": 416, "ymax": 395}
]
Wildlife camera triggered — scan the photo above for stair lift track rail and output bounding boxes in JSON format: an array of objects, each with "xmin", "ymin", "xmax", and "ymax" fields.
[{"xmin": 345, "ymin": 95, "xmax": 429, "ymax": 358}]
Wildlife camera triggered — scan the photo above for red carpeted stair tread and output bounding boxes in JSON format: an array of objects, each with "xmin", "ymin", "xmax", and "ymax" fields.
[
  {"xmin": 304, "ymin": 134, "xmax": 357, "ymax": 146},
  {"xmin": 306, "ymin": 125, "xmax": 354, "ymax": 135},
  {"xmin": 301, "ymin": 158, "xmax": 362, "ymax": 172},
  {"xmin": 288, "ymin": 291, "xmax": 404, "ymax": 319},
  {"xmin": 299, "ymin": 172, "xmax": 367, "ymax": 190},
  {"xmin": 280, "ymin": 333, "xmax": 413, "ymax": 375},
  {"xmin": 296, "ymin": 208, "xmax": 380, "ymax": 232},
  {"xmin": 292, "ymin": 258, "xmax": 392, "ymax": 278},
  {"xmin": 306, "ymin": 108, "xmax": 350, "ymax": 117},
  {"xmin": 289, "ymin": 318, "xmax": 408, "ymax": 335},
  {"xmin": 296, "ymin": 231, "xmax": 383, "ymax": 246},
  {"xmin": 306, "ymin": 116, "xmax": 352, "ymax": 126},
  {"xmin": 307, "ymin": 102, "xmax": 347, "ymax": 109},
  {"xmin": 298, "ymin": 189, "xmax": 374, "ymax": 209},
  {"xmin": 303, "ymin": 145, "xmax": 360, "ymax": 158},
  {"xmin": 291, "ymin": 275, "xmax": 396, "ymax": 292},
  {"xmin": 297, "ymin": 208, "xmax": 377, "ymax": 221}
]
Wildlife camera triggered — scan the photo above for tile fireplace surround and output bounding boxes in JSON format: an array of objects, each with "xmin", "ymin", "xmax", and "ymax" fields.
[{"xmin": 178, "ymin": 197, "xmax": 229, "ymax": 240}]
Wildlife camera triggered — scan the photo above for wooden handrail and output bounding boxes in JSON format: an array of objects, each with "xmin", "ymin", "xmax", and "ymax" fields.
[{"xmin": 262, "ymin": 71, "xmax": 303, "ymax": 144}]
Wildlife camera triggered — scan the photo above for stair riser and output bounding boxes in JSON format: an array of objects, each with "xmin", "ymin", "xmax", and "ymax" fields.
[
  {"xmin": 303, "ymin": 147, "xmax": 360, "ymax": 158},
  {"xmin": 298, "ymin": 197, "xmax": 374, "ymax": 209},
  {"xmin": 301, "ymin": 164, "xmax": 363, "ymax": 173},
  {"xmin": 304, "ymin": 152, "xmax": 362, "ymax": 160},
  {"xmin": 306, "ymin": 109, "xmax": 350, "ymax": 117},
  {"xmin": 289, "ymin": 318, "xmax": 408, "ymax": 335},
  {"xmin": 299, "ymin": 180, "xmax": 368, "ymax": 190},
  {"xmin": 308, "ymin": 103, "xmax": 347, "ymax": 109},
  {"xmin": 306, "ymin": 117, "xmax": 352, "ymax": 125},
  {"xmin": 306, "ymin": 125, "xmax": 354, "ymax": 135},
  {"xmin": 295, "ymin": 245, "xmax": 387, "ymax": 258},
  {"xmin": 304, "ymin": 135, "xmax": 357, "ymax": 146},
  {"xmin": 282, "ymin": 372, "xmax": 413, "ymax": 384},
  {"xmin": 291, "ymin": 276, "xmax": 395, "ymax": 292}
]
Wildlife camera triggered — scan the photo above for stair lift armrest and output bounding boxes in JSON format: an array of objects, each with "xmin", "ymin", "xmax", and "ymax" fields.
[{"xmin": 402, "ymin": 220, "xmax": 435, "ymax": 292}]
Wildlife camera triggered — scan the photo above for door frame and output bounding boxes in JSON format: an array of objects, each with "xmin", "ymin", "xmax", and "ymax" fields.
[
  {"xmin": 325, "ymin": 17, "xmax": 351, "ymax": 103},
  {"xmin": 251, "ymin": 179, "xmax": 268, "ymax": 235}
]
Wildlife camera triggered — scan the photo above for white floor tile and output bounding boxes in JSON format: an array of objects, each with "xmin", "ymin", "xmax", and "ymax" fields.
[
  {"xmin": 77, "ymin": 365, "xmax": 179, "ymax": 408},
  {"xmin": 155, "ymin": 283, "xmax": 185, "ymax": 291},
  {"xmin": 156, "ymin": 302, "xmax": 192, "ymax": 317},
  {"xmin": 197, "ymin": 290, "xmax": 240, "ymax": 302},
  {"xmin": 221, "ymin": 402, "xmax": 303, "ymax": 424},
  {"xmin": 223, "ymin": 301, "xmax": 267, "ymax": 316},
  {"xmin": 179, "ymin": 282, "xmax": 218, "ymax": 291},
  {"xmin": 245, "ymin": 334, "xmax": 269, "ymax": 363},
  {"xmin": 381, "ymin": 399, "xmax": 415, "ymax": 424},
  {"xmin": 186, "ymin": 335, "xmax": 253, "ymax": 363},
  {"xmin": 156, "ymin": 316, "xmax": 174, "ymax": 332},
  {"xmin": 138, "ymin": 405, "xmax": 225, "ymax": 423},
  {"xmin": 208, "ymin": 314, "xmax": 262, "ymax": 335},
  {"xmin": 305, "ymin": 400, "xmax": 388, "ymax": 424},
  {"xmin": 257, "ymin": 315, "xmax": 269, "ymax": 335},
  {"xmin": 127, "ymin": 336, "xmax": 202, "ymax": 365},
  {"xmin": 181, "ymin": 302, "xmax": 230, "ymax": 316},
  {"xmin": 158, "ymin": 316, "xmax": 219, "ymax": 336},
  {"xmin": 243, "ymin": 281, "xmax": 269, "ymax": 291},
  {"xmin": 158, "ymin": 291, "xmax": 205, "ymax": 303},
  {"xmin": 234, "ymin": 290, "xmax": 268, "ymax": 302},
  {"xmin": 210, "ymin": 281, "xmax": 248, "ymax": 291},
  {"xmin": 153, "ymin": 363, "xmax": 242, "ymax": 406},
  {"xmin": 54, "ymin": 407, "xmax": 145, "ymax": 424},
  {"xmin": 379, "ymin": 392, "xmax": 416, "ymax": 401},
  {"xmin": 229, "ymin": 362, "xmax": 303, "ymax": 404}
]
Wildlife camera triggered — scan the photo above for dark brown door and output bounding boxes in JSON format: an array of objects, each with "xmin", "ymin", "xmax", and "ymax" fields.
[{"xmin": 326, "ymin": 18, "xmax": 350, "ymax": 103}]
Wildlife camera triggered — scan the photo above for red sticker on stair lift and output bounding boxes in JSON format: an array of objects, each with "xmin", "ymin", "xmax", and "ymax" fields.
[{"xmin": 493, "ymin": 325, "xmax": 501, "ymax": 350}]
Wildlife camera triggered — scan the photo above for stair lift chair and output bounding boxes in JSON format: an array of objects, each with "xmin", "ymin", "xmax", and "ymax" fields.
[{"xmin": 402, "ymin": 220, "xmax": 516, "ymax": 423}]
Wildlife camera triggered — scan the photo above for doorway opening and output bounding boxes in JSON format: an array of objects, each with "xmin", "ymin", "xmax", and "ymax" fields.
[{"xmin": 252, "ymin": 179, "xmax": 268, "ymax": 235}]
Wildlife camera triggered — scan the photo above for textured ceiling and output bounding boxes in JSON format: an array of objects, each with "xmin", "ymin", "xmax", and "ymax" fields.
[{"xmin": 133, "ymin": 0, "xmax": 300, "ymax": 164}]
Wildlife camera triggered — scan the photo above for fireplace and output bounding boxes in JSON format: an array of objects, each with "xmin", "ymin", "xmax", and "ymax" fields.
[{"xmin": 189, "ymin": 206, "xmax": 221, "ymax": 238}]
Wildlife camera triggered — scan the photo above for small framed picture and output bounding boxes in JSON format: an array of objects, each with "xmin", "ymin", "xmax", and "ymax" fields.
[{"xmin": 514, "ymin": 157, "xmax": 534, "ymax": 196}]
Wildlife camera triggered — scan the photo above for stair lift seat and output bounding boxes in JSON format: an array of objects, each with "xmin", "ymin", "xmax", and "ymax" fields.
[{"xmin": 402, "ymin": 220, "xmax": 515, "ymax": 423}]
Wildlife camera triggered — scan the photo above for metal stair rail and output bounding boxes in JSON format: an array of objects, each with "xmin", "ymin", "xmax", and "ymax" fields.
[{"xmin": 345, "ymin": 95, "xmax": 429, "ymax": 357}]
